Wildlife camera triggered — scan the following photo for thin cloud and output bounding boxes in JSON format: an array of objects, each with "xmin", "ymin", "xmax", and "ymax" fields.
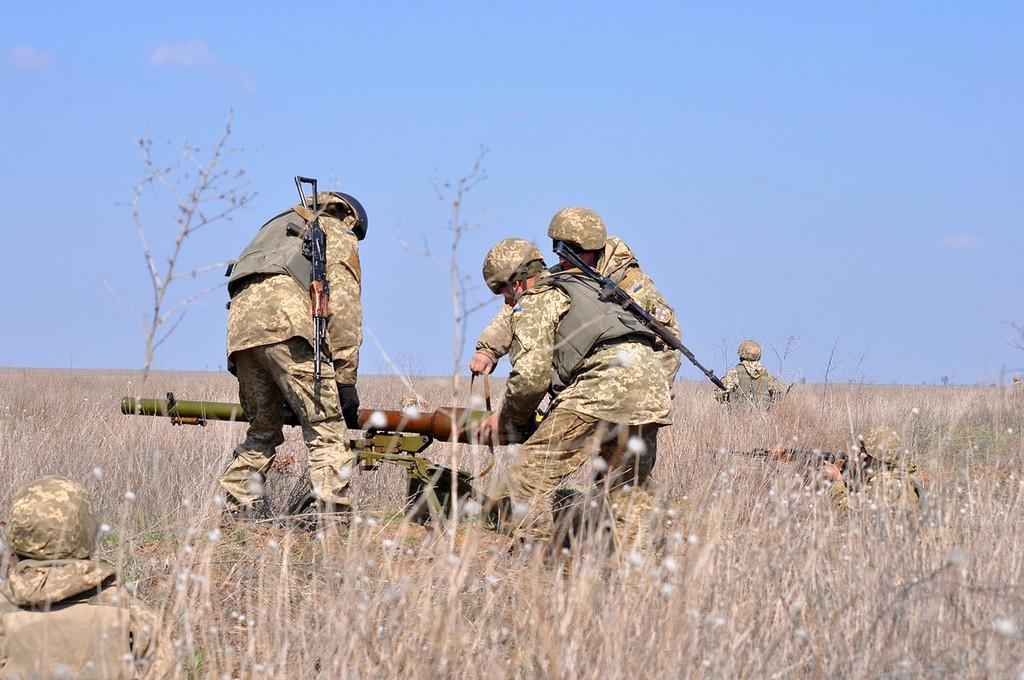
[
  {"xmin": 937, "ymin": 233, "xmax": 985, "ymax": 250},
  {"xmin": 8, "ymin": 46, "xmax": 54, "ymax": 72},
  {"xmin": 150, "ymin": 40, "xmax": 217, "ymax": 69}
]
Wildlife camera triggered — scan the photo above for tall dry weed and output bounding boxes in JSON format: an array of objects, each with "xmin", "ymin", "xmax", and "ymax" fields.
[{"xmin": 0, "ymin": 368, "xmax": 1022, "ymax": 678}]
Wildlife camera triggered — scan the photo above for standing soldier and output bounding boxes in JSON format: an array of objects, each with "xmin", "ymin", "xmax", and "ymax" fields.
[
  {"xmin": 478, "ymin": 232, "xmax": 672, "ymax": 549},
  {"xmin": 820, "ymin": 426, "xmax": 921, "ymax": 514},
  {"xmin": 219, "ymin": 190, "xmax": 367, "ymax": 517},
  {"xmin": 716, "ymin": 339, "xmax": 784, "ymax": 407},
  {"xmin": 0, "ymin": 477, "xmax": 175, "ymax": 678},
  {"xmin": 471, "ymin": 207, "xmax": 681, "ymax": 388}
]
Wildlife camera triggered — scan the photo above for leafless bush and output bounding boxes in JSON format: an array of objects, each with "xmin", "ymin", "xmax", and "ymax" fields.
[
  {"xmin": 108, "ymin": 113, "xmax": 255, "ymax": 378},
  {"xmin": 399, "ymin": 147, "xmax": 495, "ymax": 389}
]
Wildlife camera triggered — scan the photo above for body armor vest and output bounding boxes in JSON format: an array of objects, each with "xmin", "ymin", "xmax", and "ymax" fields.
[
  {"xmin": 544, "ymin": 273, "xmax": 658, "ymax": 395},
  {"xmin": 735, "ymin": 363, "xmax": 770, "ymax": 405},
  {"xmin": 227, "ymin": 210, "xmax": 311, "ymax": 298}
]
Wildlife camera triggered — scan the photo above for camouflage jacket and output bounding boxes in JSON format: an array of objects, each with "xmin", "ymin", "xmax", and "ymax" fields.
[
  {"xmin": 831, "ymin": 461, "xmax": 920, "ymax": 514},
  {"xmin": 227, "ymin": 212, "xmax": 362, "ymax": 382},
  {"xmin": 476, "ymin": 237, "xmax": 681, "ymax": 383},
  {"xmin": 0, "ymin": 558, "xmax": 175, "ymax": 678},
  {"xmin": 718, "ymin": 360, "xmax": 784, "ymax": 404},
  {"xmin": 500, "ymin": 283, "xmax": 672, "ymax": 428}
]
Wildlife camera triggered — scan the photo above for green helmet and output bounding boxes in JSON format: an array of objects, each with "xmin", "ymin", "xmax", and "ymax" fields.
[
  {"xmin": 303, "ymin": 192, "xmax": 368, "ymax": 240},
  {"xmin": 738, "ymin": 340, "xmax": 762, "ymax": 361},
  {"xmin": 860, "ymin": 426, "xmax": 903, "ymax": 465},
  {"xmin": 7, "ymin": 477, "xmax": 99, "ymax": 560},
  {"xmin": 482, "ymin": 238, "xmax": 545, "ymax": 294},
  {"xmin": 548, "ymin": 207, "xmax": 607, "ymax": 251}
]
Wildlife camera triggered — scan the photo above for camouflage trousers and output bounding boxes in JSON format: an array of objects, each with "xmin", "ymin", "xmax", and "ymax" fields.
[
  {"xmin": 503, "ymin": 408, "xmax": 660, "ymax": 548},
  {"xmin": 219, "ymin": 337, "xmax": 355, "ymax": 510}
]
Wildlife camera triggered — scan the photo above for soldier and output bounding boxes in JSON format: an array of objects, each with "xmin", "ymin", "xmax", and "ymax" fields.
[
  {"xmin": 820, "ymin": 426, "xmax": 921, "ymax": 514},
  {"xmin": 470, "ymin": 207, "xmax": 680, "ymax": 388},
  {"xmin": 477, "ymin": 232, "xmax": 672, "ymax": 549},
  {"xmin": 219, "ymin": 191, "xmax": 367, "ymax": 517},
  {"xmin": 0, "ymin": 476, "xmax": 175, "ymax": 678},
  {"xmin": 716, "ymin": 339, "xmax": 784, "ymax": 407}
]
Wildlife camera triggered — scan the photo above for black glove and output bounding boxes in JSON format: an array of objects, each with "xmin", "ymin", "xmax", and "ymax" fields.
[{"xmin": 337, "ymin": 383, "xmax": 361, "ymax": 429}]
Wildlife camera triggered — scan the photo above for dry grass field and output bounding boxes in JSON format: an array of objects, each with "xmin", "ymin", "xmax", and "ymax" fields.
[{"xmin": 1, "ymin": 367, "xmax": 1022, "ymax": 678}]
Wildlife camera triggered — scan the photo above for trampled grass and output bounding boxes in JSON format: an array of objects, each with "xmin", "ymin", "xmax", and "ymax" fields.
[{"xmin": 0, "ymin": 368, "xmax": 1022, "ymax": 678}]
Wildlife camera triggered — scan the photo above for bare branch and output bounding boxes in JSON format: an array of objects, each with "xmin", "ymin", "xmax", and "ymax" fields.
[{"xmin": 122, "ymin": 111, "xmax": 254, "ymax": 379}]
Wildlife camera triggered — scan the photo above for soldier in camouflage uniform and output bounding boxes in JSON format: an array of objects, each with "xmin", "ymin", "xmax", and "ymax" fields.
[
  {"xmin": 0, "ymin": 477, "xmax": 175, "ymax": 678},
  {"xmin": 716, "ymin": 340, "xmax": 784, "ymax": 407},
  {"xmin": 219, "ymin": 191, "xmax": 367, "ymax": 515},
  {"xmin": 478, "ymin": 228, "xmax": 672, "ymax": 549},
  {"xmin": 471, "ymin": 207, "xmax": 681, "ymax": 387},
  {"xmin": 821, "ymin": 426, "xmax": 921, "ymax": 514}
]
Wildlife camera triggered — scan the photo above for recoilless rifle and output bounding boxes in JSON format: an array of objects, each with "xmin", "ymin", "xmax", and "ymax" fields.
[
  {"xmin": 121, "ymin": 394, "xmax": 526, "ymax": 524},
  {"xmin": 553, "ymin": 241, "xmax": 727, "ymax": 390}
]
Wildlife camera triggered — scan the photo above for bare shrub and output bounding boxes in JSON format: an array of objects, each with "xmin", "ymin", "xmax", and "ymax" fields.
[{"xmin": 107, "ymin": 113, "xmax": 255, "ymax": 378}]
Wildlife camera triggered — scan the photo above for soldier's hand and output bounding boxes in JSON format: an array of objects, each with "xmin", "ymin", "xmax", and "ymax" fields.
[
  {"xmin": 470, "ymin": 352, "xmax": 495, "ymax": 376},
  {"xmin": 819, "ymin": 461, "xmax": 843, "ymax": 482},
  {"xmin": 337, "ymin": 383, "xmax": 361, "ymax": 429},
  {"xmin": 478, "ymin": 411, "xmax": 500, "ymax": 444}
]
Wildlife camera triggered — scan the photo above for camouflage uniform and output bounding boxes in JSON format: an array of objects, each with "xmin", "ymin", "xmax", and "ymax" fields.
[
  {"xmin": 220, "ymin": 195, "xmax": 363, "ymax": 511},
  {"xmin": 498, "ymin": 272, "xmax": 672, "ymax": 546},
  {"xmin": 475, "ymin": 236, "xmax": 681, "ymax": 384},
  {"xmin": 0, "ymin": 477, "xmax": 175, "ymax": 678},
  {"xmin": 831, "ymin": 427, "xmax": 920, "ymax": 514},
  {"xmin": 717, "ymin": 340, "xmax": 783, "ymax": 406}
]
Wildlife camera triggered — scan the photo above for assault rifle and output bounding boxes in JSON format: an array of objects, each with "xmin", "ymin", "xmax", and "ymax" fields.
[
  {"xmin": 553, "ymin": 241, "xmax": 726, "ymax": 390},
  {"xmin": 121, "ymin": 394, "xmax": 528, "ymax": 524},
  {"xmin": 294, "ymin": 176, "xmax": 329, "ymax": 381},
  {"xmin": 722, "ymin": 447, "xmax": 846, "ymax": 468}
]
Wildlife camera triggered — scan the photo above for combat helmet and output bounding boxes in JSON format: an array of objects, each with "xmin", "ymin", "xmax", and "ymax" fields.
[
  {"xmin": 7, "ymin": 477, "xmax": 99, "ymax": 560},
  {"xmin": 482, "ymin": 238, "xmax": 545, "ymax": 294},
  {"xmin": 738, "ymin": 340, "xmax": 762, "ymax": 362},
  {"xmin": 859, "ymin": 426, "xmax": 903, "ymax": 465},
  {"xmin": 548, "ymin": 207, "xmax": 607, "ymax": 251},
  {"xmin": 305, "ymin": 192, "xmax": 369, "ymax": 241}
]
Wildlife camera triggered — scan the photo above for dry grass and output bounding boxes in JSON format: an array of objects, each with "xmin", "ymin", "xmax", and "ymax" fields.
[{"xmin": 1, "ymin": 367, "xmax": 1022, "ymax": 678}]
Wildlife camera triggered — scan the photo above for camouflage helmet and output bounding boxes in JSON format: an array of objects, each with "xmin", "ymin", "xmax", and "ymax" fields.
[
  {"xmin": 7, "ymin": 476, "xmax": 99, "ymax": 560},
  {"xmin": 304, "ymin": 192, "xmax": 368, "ymax": 241},
  {"xmin": 482, "ymin": 238, "xmax": 545, "ymax": 294},
  {"xmin": 738, "ymin": 339, "xmax": 762, "ymax": 361},
  {"xmin": 548, "ymin": 207, "xmax": 607, "ymax": 251},
  {"xmin": 860, "ymin": 426, "xmax": 903, "ymax": 465}
]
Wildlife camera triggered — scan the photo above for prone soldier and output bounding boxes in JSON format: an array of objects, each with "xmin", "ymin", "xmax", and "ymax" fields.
[
  {"xmin": 819, "ymin": 426, "xmax": 921, "ymax": 514},
  {"xmin": 219, "ymin": 188, "xmax": 367, "ymax": 517},
  {"xmin": 471, "ymin": 207, "xmax": 681, "ymax": 388},
  {"xmin": 716, "ymin": 339, "xmax": 784, "ymax": 407},
  {"xmin": 0, "ymin": 477, "xmax": 175, "ymax": 678},
  {"xmin": 478, "ymin": 233, "xmax": 672, "ymax": 549}
]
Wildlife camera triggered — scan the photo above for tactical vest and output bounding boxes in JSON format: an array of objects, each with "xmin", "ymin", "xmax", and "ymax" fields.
[
  {"xmin": 543, "ymin": 273, "xmax": 658, "ymax": 395},
  {"xmin": 227, "ymin": 210, "xmax": 311, "ymax": 298},
  {"xmin": 734, "ymin": 363, "xmax": 774, "ymax": 406}
]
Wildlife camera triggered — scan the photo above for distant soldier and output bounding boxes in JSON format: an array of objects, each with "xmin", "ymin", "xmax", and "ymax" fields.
[
  {"xmin": 0, "ymin": 477, "xmax": 174, "ymax": 678},
  {"xmin": 471, "ymin": 207, "xmax": 680, "ymax": 388},
  {"xmin": 820, "ymin": 426, "xmax": 921, "ymax": 514},
  {"xmin": 220, "ymin": 191, "xmax": 367, "ymax": 517},
  {"xmin": 478, "ymin": 233, "xmax": 672, "ymax": 549},
  {"xmin": 716, "ymin": 340, "xmax": 784, "ymax": 407}
]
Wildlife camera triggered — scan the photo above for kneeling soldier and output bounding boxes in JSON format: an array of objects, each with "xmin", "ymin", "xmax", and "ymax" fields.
[
  {"xmin": 0, "ymin": 477, "xmax": 174, "ymax": 678},
  {"xmin": 479, "ymin": 231, "xmax": 672, "ymax": 550}
]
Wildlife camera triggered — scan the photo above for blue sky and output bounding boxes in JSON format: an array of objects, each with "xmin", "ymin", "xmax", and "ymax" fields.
[{"xmin": 1, "ymin": 2, "xmax": 1021, "ymax": 384}]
